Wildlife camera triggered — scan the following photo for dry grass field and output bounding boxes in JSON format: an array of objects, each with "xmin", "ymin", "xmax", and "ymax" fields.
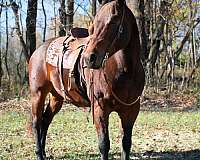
[{"xmin": 0, "ymin": 94, "xmax": 200, "ymax": 160}]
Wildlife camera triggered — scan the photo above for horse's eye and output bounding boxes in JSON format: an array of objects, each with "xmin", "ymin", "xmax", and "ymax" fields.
[
  {"xmin": 109, "ymin": 21, "xmax": 116, "ymax": 25},
  {"xmin": 109, "ymin": 16, "xmax": 120, "ymax": 25},
  {"xmin": 111, "ymin": 15, "xmax": 120, "ymax": 21}
]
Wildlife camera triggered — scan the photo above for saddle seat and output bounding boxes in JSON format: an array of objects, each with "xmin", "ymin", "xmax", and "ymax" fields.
[{"xmin": 46, "ymin": 27, "xmax": 89, "ymax": 105}]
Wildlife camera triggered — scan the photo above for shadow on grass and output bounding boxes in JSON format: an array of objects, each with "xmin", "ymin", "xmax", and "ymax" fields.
[
  {"xmin": 46, "ymin": 149, "xmax": 200, "ymax": 160},
  {"xmin": 131, "ymin": 149, "xmax": 200, "ymax": 160}
]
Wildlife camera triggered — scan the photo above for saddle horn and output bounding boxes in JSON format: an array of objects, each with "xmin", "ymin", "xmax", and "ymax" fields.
[{"xmin": 98, "ymin": 0, "xmax": 125, "ymax": 6}]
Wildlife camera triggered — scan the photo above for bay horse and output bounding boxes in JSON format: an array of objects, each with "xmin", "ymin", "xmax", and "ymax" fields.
[{"xmin": 28, "ymin": 0, "xmax": 145, "ymax": 160}]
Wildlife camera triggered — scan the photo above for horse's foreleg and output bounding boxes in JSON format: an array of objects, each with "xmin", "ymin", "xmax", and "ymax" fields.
[
  {"xmin": 31, "ymin": 92, "xmax": 46, "ymax": 160},
  {"xmin": 94, "ymin": 106, "xmax": 110, "ymax": 160},
  {"xmin": 41, "ymin": 94, "xmax": 63, "ymax": 158},
  {"xmin": 118, "ymin": 104, "xmax": 140, "ymax": 160}
]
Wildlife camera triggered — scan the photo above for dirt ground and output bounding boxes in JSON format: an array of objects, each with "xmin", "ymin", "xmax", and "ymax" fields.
[{"xmin": 0, "ymin": 91, "xmax": 199, "ymax": 112}]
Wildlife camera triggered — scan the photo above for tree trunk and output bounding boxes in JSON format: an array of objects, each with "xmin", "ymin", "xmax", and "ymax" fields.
[
  {"xmin": 131, "ymin": 0, "xmax": 148, "ymax": 61},
  {"xmin": 42, "ymin": 0, "xmax": 47, "ymax": 42},
  {"xmin": 5, "ymin": 2, "xmax": 10, "ymax": 83},
  {"xmin": 17, "ymin": 51, "xmax": 23, "ymax": 85},
  {"xmin": 187, "ymin": 57, "xmax": 200, "ymax": 85},
  {"xmin": 148, "ymin": 1, "xmax": 167, "ymax": 78},
  {"xmin": 145, "ymin": 0, "xmax": 152, "ymax": 59},
  {"xmin": 10, "ymin": 0, "xmax": 29, "ymax": 62},
  {"xmin": 59, "ymin": 0, "xmax": 67, "ymax": 36},
  {"xmin": 0, "ymin": 0, "xmax": 3, "ymax": 87},
  {"xmin": 53, "ymin": 0, "xmax": 57, "ymax": 37},
  {"xmin": 92, "ymin": 0, "xmax": 96, "ymax": 17},
  {"xmin": 26, "ymin": 0, "xmax": 38, "ymax": 60},
  {"xmin": 66, "ymin": 0, "xmax": 74, "ymax": 32}
]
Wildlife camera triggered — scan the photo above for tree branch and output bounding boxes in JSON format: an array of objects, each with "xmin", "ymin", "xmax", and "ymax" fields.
[{"xmin": 174, "ymin": 18, "xmax": 200, "ymax": 59}]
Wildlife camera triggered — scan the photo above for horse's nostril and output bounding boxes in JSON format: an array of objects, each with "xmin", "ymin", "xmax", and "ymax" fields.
[{"xmin": 89, "ymin": 53, "xmax": 97, "ymax": 63}]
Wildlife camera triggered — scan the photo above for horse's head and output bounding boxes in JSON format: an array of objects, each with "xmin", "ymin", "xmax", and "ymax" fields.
[{"xmin": 83, "ymin": 0, "xmax": 131, "ymax": 69}]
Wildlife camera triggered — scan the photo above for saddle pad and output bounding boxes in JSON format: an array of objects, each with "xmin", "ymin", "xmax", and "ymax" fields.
[{"xmin": 46, "ymin": 37, "xmax": 81, "ymax": 70}]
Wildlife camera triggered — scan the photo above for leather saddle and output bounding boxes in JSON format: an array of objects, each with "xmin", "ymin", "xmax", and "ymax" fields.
[
  {"xmin": 46, "ymin": 27, "xmax": 89, "ymax": 69},
  {"xmin": 46, "ymin": 27, "xmax": 89, "ymax": 104}
]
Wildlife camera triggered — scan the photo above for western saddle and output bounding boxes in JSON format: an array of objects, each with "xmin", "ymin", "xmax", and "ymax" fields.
[{"xmin": 46, "ymin": 27, "xmax": 90, "ymax": 105}]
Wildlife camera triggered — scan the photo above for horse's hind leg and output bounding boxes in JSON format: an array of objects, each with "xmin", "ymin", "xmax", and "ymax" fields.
[
  {"xmin": 31, "ymin": 90, "xmax": 47, "ymax": 160},
  {"xmin": 118, "ymin": 103, "xmax": 140, "ymax": 160},
  {"xmin": 40, "ymin": 91, "xmax": 63, "ymax": 158}
]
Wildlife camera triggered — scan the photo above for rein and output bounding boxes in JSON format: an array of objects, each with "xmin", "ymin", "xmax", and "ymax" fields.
[
  {"xmin": 88, "ymin": 69, "xmax": 95, "ymax": 123},
  {"xmin": 103, "ymin": 70, "xmax": 140, "ymax": 106}
]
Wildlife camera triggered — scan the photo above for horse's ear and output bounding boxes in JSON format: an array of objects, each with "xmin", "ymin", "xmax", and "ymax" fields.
[{"xmin": 117, "ymin": 0, "xmax": 126, "ymax": 6}]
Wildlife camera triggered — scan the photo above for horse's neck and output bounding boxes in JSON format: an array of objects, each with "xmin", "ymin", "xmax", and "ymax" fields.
[
  {"xmin": 116, "ymin": 9, "xmax": 141, "ymax": 75},
  {"xmin": 116, "ymin": 35, "xmax": 140, "ymax": 77}
]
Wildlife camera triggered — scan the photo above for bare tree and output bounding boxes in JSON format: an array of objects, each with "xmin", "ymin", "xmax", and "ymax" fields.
[
  {"xmin": 131, "ymin": 0, "xmax": 148, "ymax": 60},
  {"xmin": 53, "ymin": 0, "xmax": 57, "ymax": 37},
  {"xmin": 41, "ymin": 0, "xmax": 47, "ymax": 42},
  {"xmin": 0, "ymin": 0, "xmax": 3, "ymax": 87},
  {"xmin": 148, "ymin": 1, "xmax": 167, "ymax": 78},
  {"xmin": 26, "ymin": 0, "xmax": 38, "ymax": 60},
  {"xmin": 5, "ymin": 2, "xmax": 10, "ymax": 83},
  {"xmin": 10, "ymin": 0, "xmax": 28, "ymax": 62},
  {"xmin": 92, "ymin": 0, "xmax": 96, "ymax": 17},
  {"xmin": 59, "ymin": 0, "xmax": 67, "ymax": 36},
  {"xmin": 66, "ymin": 0, "xmax": 74, "ymax": 32}
]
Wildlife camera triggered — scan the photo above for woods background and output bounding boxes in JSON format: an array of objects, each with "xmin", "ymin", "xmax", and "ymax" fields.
[{"xmin": 0, "ymin": 0, "xmax": 200, "ymax": 100}]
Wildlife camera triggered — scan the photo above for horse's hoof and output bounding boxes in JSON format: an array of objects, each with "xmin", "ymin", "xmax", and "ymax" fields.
[
  {"xmin": 36, "ymin": 154, "xmax": 45, "ymax": 160},
  {"xmin": 42, "ymin": 152, "xmax": 46, "ymax": 159},
  {"xmin": 37, "ymin": 157, "xmax": 44, "ymax": 160}
]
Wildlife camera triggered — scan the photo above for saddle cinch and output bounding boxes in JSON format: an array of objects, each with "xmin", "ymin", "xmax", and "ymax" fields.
[{"xmin": 46, "ymin": 27, "xmax": 89, "ymax": 104}]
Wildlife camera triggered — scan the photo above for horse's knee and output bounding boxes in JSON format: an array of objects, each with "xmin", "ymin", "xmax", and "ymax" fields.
[{"xmin": 31, "ymin": 91, "xmax": 45, "ymax": 114}]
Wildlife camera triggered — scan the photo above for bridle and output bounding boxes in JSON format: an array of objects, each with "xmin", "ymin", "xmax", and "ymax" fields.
[{"xmin": 102, "ymin": 1, "xmax": 126, "ymax": 67}]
